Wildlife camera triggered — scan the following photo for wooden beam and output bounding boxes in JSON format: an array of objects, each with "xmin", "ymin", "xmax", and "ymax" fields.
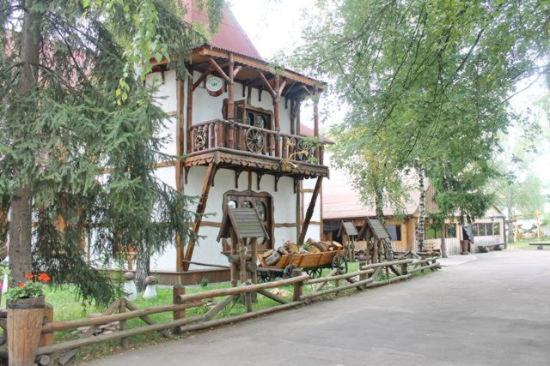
[
  {"xmin": 298, "ymin": 177, "xmax": 322, "ymax": 245},
  {"xmin": 208, "ymin": 58, "xmax": 230, "ymax": 82},
  {"xmin": 273, "ymin": 75, "xmax": 281, "ymax": 132},
  {"xmin": 192, "ymin": 69, "xmax": 210, "ymax": 91},
  {"xmin": 183, "ymin": 163, "xmax": 217, "ymax": 271},
  {"xmin": 186, "ymin": 73, "xmax": 193, "ymax": 154},
  {"xmin": 227, "ymin": 53, "xmax": 235, "ymax": 119},
  {"xmin": 295, "ymin": 179, "xmax": 301, "ymax": 240},
  {"xmin": 233, "ymin": 65, "xmax": 243, "ymax": 78},
  {"xmin": 194, "ymin": 46, "xmax": 325, "ymax": 90},
  {"xmin": 258, "ymin": 72, "xmax": 276, "ymax": 97},
  {"xmin": 176, "ymin": 78, "xmax": 185, "ymax": 273}
]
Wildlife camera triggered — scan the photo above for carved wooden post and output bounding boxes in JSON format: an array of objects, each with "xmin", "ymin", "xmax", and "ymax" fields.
[
  {"xmin": 172, "ymin": 285, "xmax": 186, "ymax": 335},
  {"xmin": 7, "ymin": 306, "xmax": 45, "ymax": 366}
]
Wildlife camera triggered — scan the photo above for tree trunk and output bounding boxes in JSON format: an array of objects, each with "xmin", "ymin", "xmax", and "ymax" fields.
[
  {"xmin": 506, "ymin": 205, "xmax": 514, "ymax": 244},
  {"xmin": 135, "ymin": 249, "xmax": 150, "ymax": 292},
  {"xmin": 416, "ymin": 170, "xmax": 426, "ymax": 252},
  {"xmin": 8, "ymin": 0, "xmax": 43, "ymax": 285},
  {"xmin": 374, "ymin": 187, "xmax": 385, "ymax": 225},
  {"xmin": 440, "ymin": 227, "xmax": 447, "ymax": 258}
]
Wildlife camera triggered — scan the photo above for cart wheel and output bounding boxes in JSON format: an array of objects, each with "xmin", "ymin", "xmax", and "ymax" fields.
[
  {"xmin": 305, "ymin": 268, "xmax": 321, "ymax": 278},
  {"xmin": 283, "ymin": 264, "xmax": 295, "ymax": 278},
  {"xmin": 332, "ymin": 253, "xmax": 347, "ymax": 273}
]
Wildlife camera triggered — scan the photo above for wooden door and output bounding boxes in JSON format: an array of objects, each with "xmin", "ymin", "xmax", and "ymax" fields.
[{"xmin": 223, "ymin": 190, "xmax": 273, "ymax": 252}]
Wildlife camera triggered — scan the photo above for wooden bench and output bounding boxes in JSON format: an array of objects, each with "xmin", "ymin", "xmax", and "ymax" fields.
[
  {"xmin": 529, "ymin": 242, "xmax": 550, "ymax": 250},
  {"xmin": 476, "ymin": 243, "xmax": 504, "ymax": 253}
]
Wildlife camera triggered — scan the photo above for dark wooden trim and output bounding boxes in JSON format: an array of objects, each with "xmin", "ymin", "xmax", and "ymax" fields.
[
  {"xmin": 175, "ymin": 78, "xmax": 186, "ymax": 273},
  {"xmin": 298, "ymin": 177, "xmax": 322, "ymax": 245},
  {"xmin": 192, "ymin": 69, "xmax": 210, "ymax": 91},
  {"xmin": 208, "ymin": 57, "xmax": 230, "ymax": 82},
  {"xmin": 183, "ymin": 162, "xmax": 217, "ymax": 271},
  {"xmin": 186, "ymin": 73, "xmax": 193, "ymax": 154},
  {"xmin": 227, "ymin": 53, "xmax": 235, "ymax": 119},
  {"xmin": 193, "ymin": 46, "xmax": 325, "ymax": 90},
  {"xmin": 295, "ymin": 178, "xmax": 301, "ymax": 240}
]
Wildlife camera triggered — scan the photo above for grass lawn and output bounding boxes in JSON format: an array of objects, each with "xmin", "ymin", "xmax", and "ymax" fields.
[
  {"xmin": 507, "ymin": 236, "xmax": 550, "ymax": 250},
  {"xmin": 1, "ymin": 260, "xmax": 437, "ymax": 363}
]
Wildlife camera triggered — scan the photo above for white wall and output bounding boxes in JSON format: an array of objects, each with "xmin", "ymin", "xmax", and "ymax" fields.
[{"xmin": 143, "ymin": 70, "xmax": 322, "ymax": 272}]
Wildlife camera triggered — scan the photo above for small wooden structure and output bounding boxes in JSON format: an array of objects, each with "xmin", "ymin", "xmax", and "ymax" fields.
[
  {"xmin": 217, "ymin": 208, "xmax": 269, "ymax": 311},
  {"xmin": 359, "ymin": 218, "xmax": 392, "ymax": 263},
  {"xmin": 338, "ymin": 221, "xmax": 358, "ymax": 260}
]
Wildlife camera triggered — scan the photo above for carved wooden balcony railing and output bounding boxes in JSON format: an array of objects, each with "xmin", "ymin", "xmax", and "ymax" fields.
[{"xmin": 186, "ymin": 120, "xmax": 328, "ymax": 178}]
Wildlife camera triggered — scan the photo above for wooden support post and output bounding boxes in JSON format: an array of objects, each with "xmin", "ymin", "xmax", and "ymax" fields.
[
  {"xmin": 313, "ymin": 91, "xmax": 320, "ymax": 160},
  {"xmin": 297, "ymin": 177, "xmax": 323, "ymax": 245},
  {"xmin": 229, "ymin": 230, "xmax": 239, "ymax": 287},
  {"xmin": 183, "ymin": 162, "xmax": 217, "ymax": 271},
  {"xmin": 239, "ymin": 239, "xmax": 252, "ymax": 312},
  {"xmin": 186, "ymin": 73, "xmax": 193, "ymax": 154},
  {"xmin": 175, "ymin": 77, "xmax": 186, "ymax": 273},
  {"xmin": 8, "ymin": 306, "xmax": 45, "ymax": 366},
  {"xmin": 273, "ymin": 75, "xmax": 280, "ymax": 131},
  {"xmin": 172, "ymin": 285, "xmax": 186, "ymax": 335},
  {"xmin": 227, "ymin": 53, "xmax": 235, "ymax": 119},
  {"xmin": 250, "ymin": 238, "xmax": 258, "ymax": 302}
]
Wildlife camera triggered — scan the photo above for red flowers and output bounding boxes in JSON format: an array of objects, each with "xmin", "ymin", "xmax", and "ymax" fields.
[
  {"xmin": 38, "ymin": 273, "xmax": 51, "ymax": 283},
  {"xmin": 22, "ymin": 272, "xmax": 51, "ymax": 283},
  {"xmin": 17, "ymin": 282, "xmax": 26, "ymax": 288}
]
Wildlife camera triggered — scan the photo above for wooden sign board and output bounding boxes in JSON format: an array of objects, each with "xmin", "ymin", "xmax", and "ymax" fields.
[
  {"xmin": 359, "ymin": 218, "xmax": 390, "ymax": 240},
  {"xmin": 367, "ymin": 218, "xmax": 390, "ymax": 240},
  {"xmin": 339, "ymin": 221, "xmax": 359, "ymax": 237},
  {"xmin": 217, "ymin": 208, "xmax": 269, "ymax": 241}
]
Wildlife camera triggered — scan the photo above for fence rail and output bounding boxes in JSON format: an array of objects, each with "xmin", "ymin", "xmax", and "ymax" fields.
[{"xmin": 5, "ymin": 257, "xmax": 439, "ymax": 365}]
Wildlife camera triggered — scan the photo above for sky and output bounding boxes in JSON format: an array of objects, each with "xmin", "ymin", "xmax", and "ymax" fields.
[{"xmin": 227, "ymin": 0, "xmax": 549, "ymax": 185}]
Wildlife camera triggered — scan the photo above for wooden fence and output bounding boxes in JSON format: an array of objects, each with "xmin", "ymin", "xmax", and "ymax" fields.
[{"xmin": 4, "ymin": 257, "xmax": 439, "ymax": 365}]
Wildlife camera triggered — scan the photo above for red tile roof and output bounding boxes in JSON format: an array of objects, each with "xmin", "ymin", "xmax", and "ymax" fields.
[{"xmin": 181, "ymin": 0, "xmax": 262, "ymax": 60}]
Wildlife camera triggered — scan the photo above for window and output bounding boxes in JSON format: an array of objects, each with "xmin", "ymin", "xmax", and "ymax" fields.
[
  {"xmin": 474, "ymin": 223, "xmax": 494, "ymax": 237},
  {"xmin": 493, "ymin": 222, "xmax": 500, "ymax": 236},
  {"xmin": 445, "ymin": 224, "xmax": 457, "ymax": 238},
  {"xmin": 385, "ymin": 224, "xmax": 402, "ymax": 241},
  {"xmin": 227, "ymin": 200, "xmax": 237, "ymax": 209},
  {"xmin": 242, "ymin": 201, "xmax": 253, "ymax": 208}
]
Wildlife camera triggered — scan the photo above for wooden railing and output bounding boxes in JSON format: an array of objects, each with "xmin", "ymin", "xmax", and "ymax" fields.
[
  {"xmin": 188, "ymin": 119, "xmax": 324, "ymax": 164},
  {"xmin": 4, "ymin": 258, "xmax": 440, "ymax": 364}
]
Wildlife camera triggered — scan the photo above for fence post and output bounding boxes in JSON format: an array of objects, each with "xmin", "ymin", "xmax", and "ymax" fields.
[
  {"xmin": 292, "ymin": 274, "xmax": 304, "ymax": 302},
  {"xmin": 400, "ymin": 262, "xmax": 408, "ymax": 276},
  {"xmin": 38, "ymin": 303, "xmax": 54, "ymax": 348},
  {"xmin": 173, "ymin": 285, "xmax": 186, "ymax": 335},
  {"xmin": 118, "ymin": 300, "xmax": 128, "ymax": 349},
  {"xmin": 7, "ymin": 305, "xmax": 45, "ymax": 366}
]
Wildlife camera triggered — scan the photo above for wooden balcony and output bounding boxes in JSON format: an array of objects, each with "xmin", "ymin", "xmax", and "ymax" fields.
[{"xmin": 185, "ymin": 120, "xmax": 329, "ymax": 179}]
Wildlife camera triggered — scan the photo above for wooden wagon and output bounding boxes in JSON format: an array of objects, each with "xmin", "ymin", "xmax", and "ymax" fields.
[{"xmin": 257, "ymin": 248, "xmax": 346, "ymax": 281}]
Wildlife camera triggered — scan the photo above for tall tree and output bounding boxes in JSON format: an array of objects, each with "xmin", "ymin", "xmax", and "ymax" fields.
[
  {"xmin": 294, "ymin": 0, "xmax": 548, "ymax": 248},
  {"xmin": 0, "ymin": 0, "xmax": 223, "ymax": 303}
]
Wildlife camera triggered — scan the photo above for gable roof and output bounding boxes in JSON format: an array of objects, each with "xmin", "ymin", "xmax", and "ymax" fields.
[
  {"xmin": 181, "ymin": 0, "xmax": 262, "ymax": 60},
  {"xmin": 322, "ymin": 162, "xmax": 420, "ymax": 220}
]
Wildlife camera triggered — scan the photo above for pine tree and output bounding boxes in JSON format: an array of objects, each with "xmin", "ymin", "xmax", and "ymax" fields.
[{"xmin": 0, "ymin": 0, "xmax": 223, "ymax": 304}]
